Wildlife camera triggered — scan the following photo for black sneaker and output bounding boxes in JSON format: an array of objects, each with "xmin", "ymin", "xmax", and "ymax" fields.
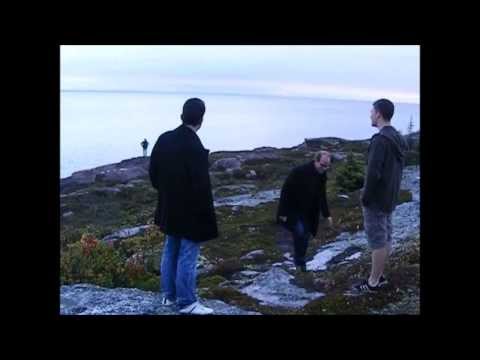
[
  {"xmin": 353, "ymin": 279, "xmax": 383, "ymax": 293},
  {"xmin": 378, "ymin": 275, "xmax": 388, "ymax": 287}
]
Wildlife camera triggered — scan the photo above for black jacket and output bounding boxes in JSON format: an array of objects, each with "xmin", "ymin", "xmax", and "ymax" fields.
[
  {"xmin": 276, "ymin": 161, "xmax": 330, "ymax": 237},
  {"xmin": 361, "ymin": 125, "xmax": 408, "ymax": 213},
  {"xmin": 149, "ymin": 124, "xmax": 218, "ymax": 242}
]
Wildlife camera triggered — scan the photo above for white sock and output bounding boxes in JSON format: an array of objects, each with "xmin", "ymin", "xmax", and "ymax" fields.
[{"xmin": 368, "ymin": 277, "xmax": 379, "ymax": 287}]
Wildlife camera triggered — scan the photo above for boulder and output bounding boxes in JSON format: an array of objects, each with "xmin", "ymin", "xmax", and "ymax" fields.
[
  {"xmin": 61, "ymin": 157, "xmax": 150, "ymax": 194},
  {"xmin": 211, "ymin": 157, "xmax": 242, "ymax": 171},
  {"xmin": 331, "ymin": 152, "xmax": 347, "ymax": 162},
  {"xmin": 239, "ymin": 270, "xmax": 260, "ymax": 277},
  {"xmin": 197, "ymin": 255, "xmax": 215, "ymax": 275},
  {"xmin": 242, "ymin": 152, "xmax": 281, "ymax": 162},
  {"xmin": 240, "ymin": 249, "xmax": 265, "ymax": 260},
  {"xmin": 214, "ymin": 189, "xmax": 281, "ymax": 208},
  {"xmin": 96, "ymin": 166, "xmax": 148, "ymax": 184},
  {"xmin": 102, "ymin": 225, "xmax": 151, "ymax": 243},
  {"xmin": 245, "ymin": 170, "xmax": 257, "ymax": 179}
]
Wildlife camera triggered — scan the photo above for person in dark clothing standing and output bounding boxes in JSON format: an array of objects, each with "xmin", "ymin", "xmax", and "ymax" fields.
[
  {"xmin": 149, "ymin": 98, "xmax": 218, "ymax": 315},
  {"xmin": 276, "ymin": 151, "xmax": 333, "ymax": 272},
  {"xmin": 354, "ymin": 98, "xmax": 408, "ymax": 293},
  {"xmin": 141, "ymin": 138, "xmax": 149, "ymax": 157}
]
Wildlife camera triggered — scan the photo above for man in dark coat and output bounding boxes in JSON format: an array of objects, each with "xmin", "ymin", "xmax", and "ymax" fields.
[
  {"xmin": 149, "ymin": 98, "xmax": 218, "ymax": 315},
  {"xmin": 276, "ymin": 151, "xmax": 333, "ymax": 272},
  {"xmin": 354, "ymin": 98, "xmax": 408, "ymax": 294}
]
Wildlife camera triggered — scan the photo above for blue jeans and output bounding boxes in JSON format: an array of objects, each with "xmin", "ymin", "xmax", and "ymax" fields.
[
  {"xmin": 292, "ymin": 219, "xmax": 310, "ymax": 267},
  {"xmin": 160, "ymin": 235, "xmax": 200, "ymax": 308}
]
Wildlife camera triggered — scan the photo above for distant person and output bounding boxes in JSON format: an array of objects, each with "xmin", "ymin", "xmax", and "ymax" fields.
[
  {"xmin": 149, "ymin": 98, "xmax": 218, "ymax": 315},
  {"xmin": 354, "ymin": 98, "xmax": 408, "ymax": 293},
  {"xmin": 141, "ymin": 138, "xmax": 149, "ymax": 157},
  {"xmin": 276, "ymin": 151, "xmax": 333, "ymax": 272}
]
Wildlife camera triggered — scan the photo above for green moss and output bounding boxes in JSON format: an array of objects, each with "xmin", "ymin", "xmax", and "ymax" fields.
[
  {"xmin": 397, "ymin": 190, "xmax": 413, "ymax": 205},
  {"xmin": 202, "ymin": 201, "xmax": 282, "ymax": 261},
  {"xmin": 208, "ymin": 259, "xmax": 245, "ymax": 278},
  {"xmin": 335, "ymin": 152, "xmax": 365, "ymax": 193},
  {"xmin": 61, "ymin": 179, "xmax": 161, "ymax": 240},
  {"xmin": 60, "ymin": 226, "xmax": 165, "ymax": 291},
  {"xmin": 198, "ymin": 275, "xmax": 227, "ymax": 288},
  {"xmin": 129, "ymin": 274, "xmax": 159, "ymax": 292},
  {"xmin": 301, "ymin": 291, "xmax": 405, "ymax": 315},
  {"xmin": 60, "ymin": 239, "xmax": 127, "ymax": 288},
  {"xmin": 301, "ymin": 273, "xmax": 409, "ymax": 314},
  {"xmin": 200, "ymin": 285, "xmax": 296, "ymax": 315},
  {"xmin": 341, "ymin": 141, "xmax": 369, "ymax": 154},
  {"xmin": 214, "ymin": 186, "xmax": 254, "ymax": 198},
  {"xmin": 244, "ymin": 157, "xmax": 294, "ymax": 166},
  {"xmin": 307, "ymin": 204, "xmax": 364, "ymax": 251},
  {"xmin": 293, "ymin": 272, "xmax": 321, "ymax": 292},
  {"xmin": 201, "ymin": 285, "xmax": 256, "ymax": 307},
  {"xmin": 214, "ymin": 172, "xmax": 232, "ymax": 182},
  {"xmin": 232, "ymin": 168, "xmax": 249, "ymax": 179},
  {"xmin": 405, "ymin": 150, "xmax": 420, "ymax": 166},
  {"xmin": 302, "ymin": 234, "xmax": 420, "ymax": 315},
  {"xmin": 61, "ymin": 144, "xmax": 419, "ymax": 314},
  {"xmin": 117, "ymin": 227, "xmax": 164, "ymax": 257}
]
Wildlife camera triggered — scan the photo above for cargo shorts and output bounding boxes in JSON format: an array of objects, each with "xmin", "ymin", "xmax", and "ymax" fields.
[{"xmin": 362, "ymin": 206, "xmax": 393, "ymax": 250}]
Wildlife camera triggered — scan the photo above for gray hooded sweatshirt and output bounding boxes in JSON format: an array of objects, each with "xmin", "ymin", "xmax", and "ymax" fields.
[{"xmin": 361, "ymin": 125, "xmax": 408, "ymax": 213}]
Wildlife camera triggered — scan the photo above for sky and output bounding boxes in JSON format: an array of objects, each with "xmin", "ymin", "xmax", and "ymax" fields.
[{"xmin": 61, "ymin": 45, "xmax": 420, "ymax": 104}]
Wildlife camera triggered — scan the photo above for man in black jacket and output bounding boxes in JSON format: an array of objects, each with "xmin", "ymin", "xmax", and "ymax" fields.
[
  {"xmin": 149, "ymin": 98, "xmax": 218, "ymax": 315},
  {"xmin": 354, "ymin": 98, "xmax": 408, "ymax": 293},
  {"xmin": 276, "ymin": 151, "xmax": 333, "ymax": 272}
]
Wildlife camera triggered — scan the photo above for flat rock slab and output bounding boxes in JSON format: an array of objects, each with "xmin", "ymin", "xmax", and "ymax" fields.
[
  {"xmin": 306, "ymin": 172, "xmax": 420, "ymax": 272},
  {"xmin": 307, "ymin": 235, "xmax": 367, "ymax": 271},
  {"xmin": 214, "ymin": 189, "xmax": 280, "ymax": 207},
  {"xmin": 239, "ymin": 267, "xmax": 324, "ymax": 309},
  {"xmin": 102, "ymin": 225, "xmax": 151, "ymax": 242},
  {"xmin": 60, "ymin": 284, "xmax": 260, "ymax": 315}
]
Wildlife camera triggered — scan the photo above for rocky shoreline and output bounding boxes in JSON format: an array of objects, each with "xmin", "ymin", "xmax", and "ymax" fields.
[{"xmin": 60, "ymin": 133, "xmax": 420, "ymax": 315}]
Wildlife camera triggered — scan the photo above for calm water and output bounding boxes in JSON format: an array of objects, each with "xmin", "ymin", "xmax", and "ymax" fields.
[{"xmin": 60, "ymin": 91, "xmax": 420, "ymax": 178}]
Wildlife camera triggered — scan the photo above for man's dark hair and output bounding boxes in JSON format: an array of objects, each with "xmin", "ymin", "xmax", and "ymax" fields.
[
  {"xmin": 181, "ymin": 98, "xmax": 206, "ymax": 126},
  {"xmin": 373, "ymin": 98, "xmax": 395, "ymax": 121}
]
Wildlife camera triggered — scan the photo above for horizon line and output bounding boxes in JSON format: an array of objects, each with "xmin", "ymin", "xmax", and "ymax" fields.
[{"xmin": 60, "ymin": 88, "xmax": 420, "ymax": 105}]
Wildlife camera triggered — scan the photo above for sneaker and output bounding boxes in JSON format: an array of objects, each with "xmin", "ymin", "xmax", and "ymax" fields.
[
  {"xmin": 159, "ymin": 297, "xmax": 175, "ymax": 306},
  {"xmin": 378, "ymin": 275, "xmax": 388, "ymax": 287},
  {"xmin": 179, "ymin": 301, "xmax": 214, "ymax": 315},
  {"xmin": 353, "ymin": 279, "xmax": 383, "ymax": 294}
]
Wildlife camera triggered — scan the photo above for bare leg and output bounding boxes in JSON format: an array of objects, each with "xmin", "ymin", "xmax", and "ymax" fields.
[
  {"xmin": 363, "ymin": 207, "xmax": 392, "ymax": 288},
  {"xmin": 386, "ymin": 241, "xmax": 392, "ymax": 256},
  {"xmin": 369, "ymin": 246, "xmax": 388, "ymax": 286}
]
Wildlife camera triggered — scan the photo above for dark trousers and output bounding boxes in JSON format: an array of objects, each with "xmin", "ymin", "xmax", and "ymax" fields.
[{"xmin": 292, "ymin": 219, "xmax": 311, "ymax": 266}]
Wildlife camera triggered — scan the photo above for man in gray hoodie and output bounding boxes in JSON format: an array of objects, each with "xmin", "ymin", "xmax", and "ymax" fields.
[{"xmin": 354, "ymin": 98, "xmax": 408, "ymax": 293}]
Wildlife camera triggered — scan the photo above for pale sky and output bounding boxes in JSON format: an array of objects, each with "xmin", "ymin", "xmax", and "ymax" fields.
[{"xmin": 61, "ymin": 45, "xmax": 420, "ymax": 103}]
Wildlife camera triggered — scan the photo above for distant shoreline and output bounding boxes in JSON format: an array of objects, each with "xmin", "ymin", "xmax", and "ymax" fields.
[
  {"xmin": 60, "ymin": 131, "xmax": 420, "ymax": 180},
  {"xmin": 61, "ymin": 89, "xmax": 420, "ymax": 106}
]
